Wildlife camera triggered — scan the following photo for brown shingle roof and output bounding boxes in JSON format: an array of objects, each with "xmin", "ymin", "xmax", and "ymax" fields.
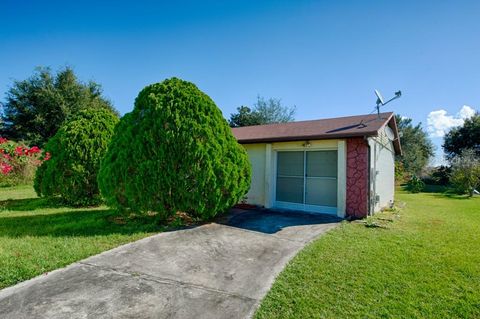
[{"xmin": 232, "ymin": 112, "xmax": 401, "ymax": 155}]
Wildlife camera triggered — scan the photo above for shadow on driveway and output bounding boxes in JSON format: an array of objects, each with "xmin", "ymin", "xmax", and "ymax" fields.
[{"xmin": 219, "ymin": 208, "xmax": 342, "ymax": 235}]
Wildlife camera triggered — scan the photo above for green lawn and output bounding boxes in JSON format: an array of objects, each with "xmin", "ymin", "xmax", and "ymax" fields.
[
  {"xmin": 0, "ymin": 185, "xmax": 163, "ymax": 289},
  {"xmin": 255, "ymin": 189, "xmax": 480, "ymax": 318}
]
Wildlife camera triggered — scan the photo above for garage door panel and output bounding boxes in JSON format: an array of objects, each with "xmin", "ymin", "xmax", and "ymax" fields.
[
  {"xmin": 275, "ymin": 150, "xmax": 338, "ymax": 211},
  {"xmin": 277, "ymin": 151, "xmax": 304, "ymax": 176},
  {"xmin": 306, "ymin": 151, "xmax": 337, "ymax": 177},
  {"xmin": 276, "ymin": 177, "xmax": 304, "ymax": 203},
  {"xmin": 305, "ymin": 178, "xmax": 337, "ymax": 207}
]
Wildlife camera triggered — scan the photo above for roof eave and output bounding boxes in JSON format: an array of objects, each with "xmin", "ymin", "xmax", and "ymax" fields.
[
  {"xmin": 237, "ymin": 131, "xmax": 379, "ymax": 144},
  {"xmin": 388, "ymin": 114, "xmax": 402, "ymax": 156}
]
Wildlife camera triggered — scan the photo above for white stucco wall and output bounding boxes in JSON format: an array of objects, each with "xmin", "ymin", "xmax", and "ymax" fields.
[
  {"xmin": 242, "ymin": 144, "xmax": 266, "ymax": 206},
  {"xmin": 368, "ymin": 126, "xmax": 396, "ymax": 212}
]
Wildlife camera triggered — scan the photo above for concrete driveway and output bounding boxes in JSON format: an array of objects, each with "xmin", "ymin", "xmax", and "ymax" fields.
[{"xmin": 0, "ymin": 208, "xmax": 340, "ymax": 319}]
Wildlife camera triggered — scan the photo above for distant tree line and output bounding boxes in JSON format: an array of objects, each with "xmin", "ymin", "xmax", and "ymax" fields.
[{"xmin": 395, "ymin": 111, "xmax": 480, "ymax": 196}]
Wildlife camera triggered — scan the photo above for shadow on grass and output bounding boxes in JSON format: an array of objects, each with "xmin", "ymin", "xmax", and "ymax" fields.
[
  {"xmin": 422, "ymin": 184, "xmax": 449, "ymax": 193},
  {"xmin": 0, "ymin": 197, "xmax": 65, "ymax": 211},
  {"xmin": 430, "ymin": 192, "xmax": 472, "ymax": 200},
  {"xmin": 425, "ymin": 184, "xmax": 474, "ymax": 200},
  {"xmin": 400, "ymin": 184, "xmax": 473, "ymax": 200},
  {"xmin": 0, "ymin": 197, "xmax": 165, "ymax": 238}
]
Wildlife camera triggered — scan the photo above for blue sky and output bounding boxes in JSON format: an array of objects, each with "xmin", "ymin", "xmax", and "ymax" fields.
[{"xmin": 1, "ymin": 0, "xmax": 479, "ymax": 164}]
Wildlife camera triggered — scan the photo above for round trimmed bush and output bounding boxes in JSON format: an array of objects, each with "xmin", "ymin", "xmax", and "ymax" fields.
[
  {"xmin": 98, "ymin": 78, "xmax": 251, "ymax": 221},
  {"xmin": 34, "ymin": 108, "xmax": 119, "ymax": 206}
]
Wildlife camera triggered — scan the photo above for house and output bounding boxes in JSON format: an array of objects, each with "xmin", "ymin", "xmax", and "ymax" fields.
[{"xmin": 231, "ymin": 112, "xmax": 401, "ymax": 219}]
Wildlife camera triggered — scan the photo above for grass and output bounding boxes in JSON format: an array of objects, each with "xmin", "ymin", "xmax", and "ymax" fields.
[
  {"xmin": 0, "ymin": 185, "xmax": 164, "ymax": 289},
  {"xmin": 255, "ymin": 188, "xmax": 480, "ymax": 318}
]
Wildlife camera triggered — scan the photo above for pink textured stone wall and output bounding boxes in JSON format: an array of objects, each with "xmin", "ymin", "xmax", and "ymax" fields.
[{"xmin": 346, "ymin": 138, "xmax": 369, "ymax": 218}]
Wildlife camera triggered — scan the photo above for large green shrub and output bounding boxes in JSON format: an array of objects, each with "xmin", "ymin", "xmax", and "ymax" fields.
[
  {"xmin": 406, "ymin": 175, "xmax": 425, "ymax": 193},
  {"xmin": 98, "ymin": 78, "xmax": 251, "ymax": 221},
  {"xmin": 450, "ymin": 149, "xmax": 480, "ymax": 197},
  {"xmin": 34, "ymin": 108, "xmax": 119, "ymax": 206}
]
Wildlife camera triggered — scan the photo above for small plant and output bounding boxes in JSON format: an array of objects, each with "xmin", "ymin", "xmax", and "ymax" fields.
[
  {"xmin": 362, "ymin": 206, "xmax": 401, "ymax": 229},
  {"xmin": 406, "ymin": 175, "xmax": 425, "ymax": 193},
  {"xmin": 364, "ymin": 217, "xmax": 382, "ymax": 228},
  {"xmin": 0, "ymin": 137, "xmax": 48, "ymax": 186},
  {"xmin": 240, "ymin": 196, "xmax": 248, "ymax": 204}
]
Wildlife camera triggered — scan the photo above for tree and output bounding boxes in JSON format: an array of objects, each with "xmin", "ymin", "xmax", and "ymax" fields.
[
  {"xmin": 443, "ymin": 113, "xmax": 480, "ymax": 160},
  {"xmin": 395, "ymin": 115, "xmax": 434, "ymax": 176},
  {"xmin": 228, "ymin": 106, "xmax": 264, "ymax": 127},
  {"xmin": 34, "ymin": 108, "xmax": 119, "ymax": 206},
  {"xmin": 228, "ymin": 96, "xmax": 295, "ymax": 127},
  {"xmin": 1, "ymin": 66, "xmax": 118, "ymax": 147},
  {"xmin": 449, "ymin": 149, "xmax": 480, "ymax": 197},
  {"xmin": 98, "ymin": 78, "xmax": 251, "ymax": 221},
  {"xmin": 254, "ymin": 96, "xmax": 296, "ymax": 123}
]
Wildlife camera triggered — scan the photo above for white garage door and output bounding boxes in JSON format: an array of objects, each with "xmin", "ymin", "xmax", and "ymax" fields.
[{"xmin": 275, "ymin": 150, "xmax": 338, "ymax": 214}]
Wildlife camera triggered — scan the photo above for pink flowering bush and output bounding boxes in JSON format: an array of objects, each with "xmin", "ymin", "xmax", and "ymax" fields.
[{"xmin": 0, "ymin": 137, "xmax": 49, "ymax": 186}]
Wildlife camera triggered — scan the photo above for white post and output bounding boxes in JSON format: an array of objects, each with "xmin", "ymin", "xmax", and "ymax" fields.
[
  {"xmin": 337, "ymin": 140, "xmax": 346, "ymax": 218},
  {"xmin": 264, "ymin": 143, "xmax": 273, "ymax": 208}
]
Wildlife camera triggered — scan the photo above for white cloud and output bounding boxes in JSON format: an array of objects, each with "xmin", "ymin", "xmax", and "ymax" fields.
[
  {"xmin": 458, "ymin": 105, "xmax": 476, "ymax": 119},
  {"xmin": 427, "ymin": 105, "xmax": 476, "ymax": 138}
]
